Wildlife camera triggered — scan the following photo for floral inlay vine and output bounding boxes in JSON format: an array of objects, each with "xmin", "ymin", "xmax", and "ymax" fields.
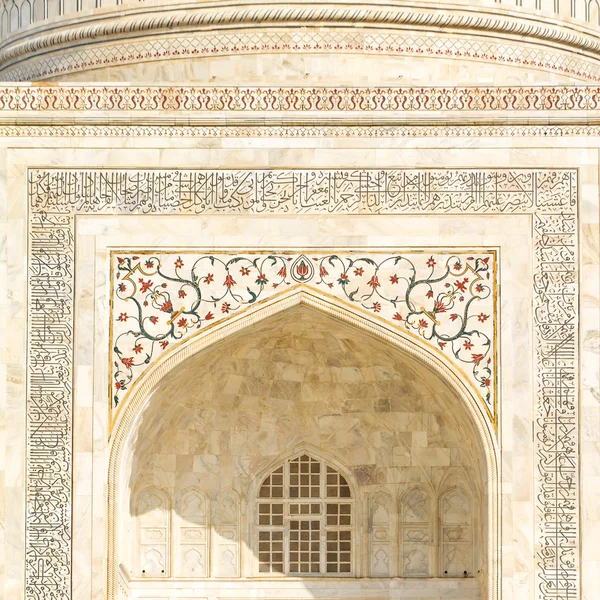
[{"xmin": 111, "ymin": 250, "xmax": 496, "ymax": 423}]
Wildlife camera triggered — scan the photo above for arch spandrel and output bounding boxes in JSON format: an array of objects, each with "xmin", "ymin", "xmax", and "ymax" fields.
[{"xmin": 110, "ymin": 249, "xmax": 497, "ymax": 431}]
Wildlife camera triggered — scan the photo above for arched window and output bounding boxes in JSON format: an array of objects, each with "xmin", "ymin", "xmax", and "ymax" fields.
[{"xmin": 256, "ymin": 453, "xmax": 353, "ymax": 576}]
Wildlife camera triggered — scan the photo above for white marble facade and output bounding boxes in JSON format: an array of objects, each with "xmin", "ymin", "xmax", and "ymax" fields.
[
  {"xmin": 1, "ymin": 139, "xmax": 597, "ymax": 600},
  {"xmin": 0, "ymin": 4, "xmax": 599, "ymax": 600}
]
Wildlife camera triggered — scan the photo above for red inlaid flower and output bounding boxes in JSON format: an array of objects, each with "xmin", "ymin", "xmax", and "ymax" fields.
[
  {"xmin": 204, "ymin": 273, "xmax": 214, "ymax": 284},
  {"xmin": 463, "ymin": 340, "xmax": 474, "ymax": 350},
  {"xmin": 174, "ymin": 257, "xmax": 184, "ymax": 269},
  {"xmin": 224, "ymin": 274, "xmax": 236, "ymax": 287},
  {"xmin": 117, "ymin": 313, "xmax": 128, "ymax": 321},
  {"xmin": 240, "ymin": 266, "xmax": 251, "ymax": 276},
  {"xmin": 139, "ymin": 278, "xmax": 153, "ymax": 293},
  {"xmin": 477, "ymin": 313, "xmax": 489, "ymax": 323},
  {"xmin": 221, "ymin": 302, "xmax": 231, "ymax": 313},
  {"xmin": 390, "ymin": 274, "xmax": 399, "ymax": 284},
  {"xmin": 295, "ymin": 260, "xmax": 309, "ymax": 278},
  {"xmin": 426, "ymin": 256, "xmax": 436, "ymax": 268},
  {"xmin": 367, "ymin": 275, "xmax": 380, "ymax": 288},
  {"xmin": 472, "ymin": 353, "xmax": 485, "ymax": 366},
  {"xmin": 418, "ymin": 319, "xmax": 428, "ymax": 329}
]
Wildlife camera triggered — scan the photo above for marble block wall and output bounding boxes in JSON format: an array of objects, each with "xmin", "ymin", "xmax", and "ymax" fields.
[{"xmin": 119, "ymin": 307, "xmax": 483, "ymax": 598}]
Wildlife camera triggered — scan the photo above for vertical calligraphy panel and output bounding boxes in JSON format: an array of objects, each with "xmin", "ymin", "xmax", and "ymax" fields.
[
  {"xmin": 26, "ymin": 210, "xmax": 74, "ymax": 600},
  {"xmin": 533, "ymin": 171, "xmax": 578, "ymax": 600}
]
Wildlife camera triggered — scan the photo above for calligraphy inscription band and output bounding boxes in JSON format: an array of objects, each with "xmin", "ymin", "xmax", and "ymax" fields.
[{"xmin": 26, "ymin": 168, "xmax": 578, "ymax": 600}]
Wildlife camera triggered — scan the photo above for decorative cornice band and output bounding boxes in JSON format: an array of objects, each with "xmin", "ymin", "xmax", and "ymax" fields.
[
  {"xmin": 4, "ymin": 123, "xmax": 600, "ymax": 137},
  {"xmin": 1, "ymin": 85, "xmax": 600, "ymax": 114},
  {"xmin": 2, "ymin": 2, "xmax": 600, "ymax": 77}
]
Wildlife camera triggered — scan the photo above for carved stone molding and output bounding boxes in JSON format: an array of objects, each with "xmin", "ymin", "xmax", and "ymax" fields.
[
  {"xmin": 2, "ymin": 85, "xmax": 600, "ymax": 117},
  {"xmin": 2, "ymin": 1, "xmax": 600, "ymax": 80},
  {"xmin": 2, "ymin": 123, "xmax": 600, "ymax": 137},
  {"xmin": 2, "ymin": 28, "xmax": 600, "ymax": 83}
]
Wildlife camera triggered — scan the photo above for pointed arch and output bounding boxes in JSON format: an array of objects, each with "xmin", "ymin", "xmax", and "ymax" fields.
[{"xmin": 107, "ymin": 286, "xmax": 499, "ymax": 599}]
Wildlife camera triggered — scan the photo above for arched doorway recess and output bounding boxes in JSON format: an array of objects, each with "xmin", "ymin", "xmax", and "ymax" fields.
[{"xmin": 108, "ymin": 288, "xmax": 499, "ymax": 600}]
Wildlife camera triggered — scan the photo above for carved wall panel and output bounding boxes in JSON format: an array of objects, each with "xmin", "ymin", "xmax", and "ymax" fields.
[
  {"xmin": 175, "ymin": 487, "xmax": 210, "ymax": 578},
  {"xmin": 440, "ymin": 487, "xmax": 473, "ymax": 577},
  {"xmin": 369, "ymin": 489, "xmax": 394, "ymax": 577},
  {"xmin": 213, "ymin": 489, "xmax": 240, "ymax": 577},
  {"xmin": 400, "ymin": 487, "xmax": 433, "ymax": 578},
  {"xmin": 136, "ymin": 487, "xmax": 170, "ymax": 577}
]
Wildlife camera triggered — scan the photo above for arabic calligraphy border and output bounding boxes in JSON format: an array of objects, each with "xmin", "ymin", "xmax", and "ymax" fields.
[{"xmin": 25, "ymin": 167, "xmax": 578, "ymax": 600}]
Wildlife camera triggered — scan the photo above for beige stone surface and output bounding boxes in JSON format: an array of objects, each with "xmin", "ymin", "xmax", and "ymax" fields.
[{"xmin": 0, "ymin": 108, "xmax": 596, "ymax": 600}]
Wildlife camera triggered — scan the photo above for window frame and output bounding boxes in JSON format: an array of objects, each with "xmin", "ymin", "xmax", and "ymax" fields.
[{"xmin": 253, "ymin": 452, "xmax": 355, "ymax": 577}]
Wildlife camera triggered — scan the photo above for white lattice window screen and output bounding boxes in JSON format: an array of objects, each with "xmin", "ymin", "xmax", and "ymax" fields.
[
  {"xmin": 175, "ymin": 488, "xmax": 210, "ymax": 578},
  {"xmin": 256, "ymin": 454, "xmax": 353, "ymax": 576},
  {"xmin": 439, "ymin": 487, "xmax": 473, "ymax": 577},
  {"xmin": 136, "ymin": 487, "xmax": 170, "ymax": 577}
]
